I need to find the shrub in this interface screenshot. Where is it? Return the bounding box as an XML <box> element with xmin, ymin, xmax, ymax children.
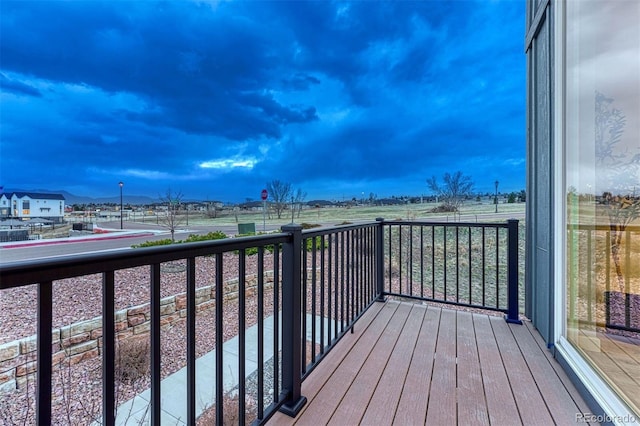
<box><xmin>431</xmin><ymin>204</ymin><xmax>457</xmax><ymax>213</ymax></box>
<box><xmin>236</xmin><ymin>231</ymin><xmax>277</xmax><ymax>256</ymax></box>
<box><xmin>300</xmin><ymin>223</ymin><xmax>321</xmax><ymax>229</ymax></box>
<box><xmin>132</xmin><ymin>232</ymin><xmax>229</xmax><ymax>248</ymax></box>
<box><xmin>115</xmin><ymin>336</ymin><xmax>150</xmax><ymax>383</ymax></box>
<box><xmin>131</xmin><ymin>238</ymin><xmax>175</xmax><ymax>248</ymax></box>
<box><xmin>305</xmin><ymin>236</ymin><xmax>326</xmax><ymax>252</ymax></box>
<box><xmin>184</xmin><ymin>231</ymin><xmax>228</xmax><ymax>242</ymax></box>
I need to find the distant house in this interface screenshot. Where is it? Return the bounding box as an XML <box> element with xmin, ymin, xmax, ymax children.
<box><xmin>0</xmin><ymin>192</ymin><xmax>66</xmax><ymax>224</ymax></box>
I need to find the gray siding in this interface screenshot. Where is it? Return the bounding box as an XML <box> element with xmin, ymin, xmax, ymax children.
<box><xmin>525</xmin><ymin>0</ymin><xmax>554</xmax><ymax>346</ymax></box>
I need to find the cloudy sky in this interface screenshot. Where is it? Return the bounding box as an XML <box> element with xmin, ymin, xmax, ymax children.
<box><xmin>1</xmin><ymin>0</ymin><xmax>525</xmax><ymax>203</ymax></box>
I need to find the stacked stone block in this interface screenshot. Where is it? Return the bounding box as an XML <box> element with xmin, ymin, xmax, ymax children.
<box><xmin>0</xmin><ymin>271</ymin><xmax>274</xmax><ymax>394</ymax></box>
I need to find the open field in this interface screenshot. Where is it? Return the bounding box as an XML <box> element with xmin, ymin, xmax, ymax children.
<box><xmin>157</xmin><ymin>201</ymin><xmax>526</xmax><ymax>229</ymax></box>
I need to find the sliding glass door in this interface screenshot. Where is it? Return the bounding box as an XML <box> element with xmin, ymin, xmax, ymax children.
<box><xmin>564</xmin><ymin>0</ymin><xmax>640</xmax><ymax>416</ymax></box>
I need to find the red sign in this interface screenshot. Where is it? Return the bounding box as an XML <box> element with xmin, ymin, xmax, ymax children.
<box><xmin>261</xmin><ymin>189</ymin><xmax>268</xmax><ymax>200</ymax></box>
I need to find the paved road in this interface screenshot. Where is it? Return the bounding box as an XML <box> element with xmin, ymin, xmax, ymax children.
<box><xmin>0</xmin><ymin>222</ymin><xmax>283</xmax><ymax>264</ymax></box>
<box><xmin>0</xmin><ymin>212</ymin><xmax>524</xmax><ymax>264</ymax></box>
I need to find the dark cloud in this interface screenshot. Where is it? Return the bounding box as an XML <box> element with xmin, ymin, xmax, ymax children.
<box><xmin>0</xmin><ymin>73</ymin><xmax>41</xmax><ymax>97</ymax></box>
<box><xmin>0</xmin><ymin>0</ymin><xmax>525</xmax><ymax>201</ymax></box>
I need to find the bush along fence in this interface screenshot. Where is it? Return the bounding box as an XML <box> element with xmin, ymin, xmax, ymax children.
<box><xmin>0</xmin><ymin>272</ymin><xmax>275</xmax><ymax>395</ymax></box>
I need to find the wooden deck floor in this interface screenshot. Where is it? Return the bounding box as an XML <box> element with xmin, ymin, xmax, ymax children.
<box><xmin>268</xmin><ymin>300</ymin><xmax>597</xmax><ymax>426</ymax></box>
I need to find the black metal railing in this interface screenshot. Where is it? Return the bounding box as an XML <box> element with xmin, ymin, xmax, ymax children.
<box><xmin>0</xmin><ymin>218</ymin><xmax>520</xmax><ymax>425</ymax></box>
<box><xmin>568</xmin><ymin>223</ymin><xmax>640</xmax><ymax>333</ymax></box>
<box><xmin>1</xmin><ymin>233</ymin><xmax>293</xmax><ymax>425</ymax></box>
<box><xmin>379</xmin><ymin>218</ymin><xmax>521</xmax><ymax>323</ymax></box>
<box><xmin>299</xmin><ymin>223</ymin><xmax>378</xmax><ymax>379</ymax></box>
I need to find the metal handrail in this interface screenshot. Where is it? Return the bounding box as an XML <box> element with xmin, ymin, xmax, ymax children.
<box><xmin>0</xmin><ymin>219</ymin><xmax>520</xmax><ymax>424</ymax></box>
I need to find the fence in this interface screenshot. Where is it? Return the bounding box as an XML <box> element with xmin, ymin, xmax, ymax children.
<box><xmin>0</xmin><ymin>219</ymin><xmax>520</xmax><ymax>425</ymax></box>
<box><xmin>568</xmin><ymin>223</ymin><xmax>640</xmax><ymax>333</ymax></box>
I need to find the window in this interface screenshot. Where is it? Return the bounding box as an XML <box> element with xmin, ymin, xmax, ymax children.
<box><xmin>564</xmin><ymin>0</ymin><xmax>640</xmax><ymax>415</ymax></box>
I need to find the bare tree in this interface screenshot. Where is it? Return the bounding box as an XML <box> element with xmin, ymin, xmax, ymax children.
<box><xmin>427</xmin><ymin>171</ymin><xmax>475</xmax><ymax>212</ymax></box>
<box><xmin>205</xmin><ymin>201</ymin><xmax>218</xmax><ymax>219</ymax></box>
<box><xmin>293</xmin><ymin>188</ymin><xmax>307</xmax><ymax>218</ymax></box>
<box><xmin>158</xmin><ymin>189</ymin><xmax>184</xmax><ymax>242</ymax></box>
<box><xmin>595</xmin><ymin>92</ymin><xmax>640</xmax><ymax>292</ymax></box>
<box><xmin>267</xmin><ymin>180</ymin><xmax>292</xmax><ymax>219</ymax></box>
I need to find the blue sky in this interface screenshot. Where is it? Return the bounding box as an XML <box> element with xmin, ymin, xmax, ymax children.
<box><xmin>0</xmin><ymin>0</ymin><xmax>525</xmax><ymax>203</ymax></box>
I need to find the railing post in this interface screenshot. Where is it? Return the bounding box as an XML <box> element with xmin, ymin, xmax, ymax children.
<box><xmin>279</xmin><ymin>224</ymin><xmax>307</xmax><ymax>417</ymax></box>
<box><xmin>375</xmin><ymin>218</ymin><xmax>386</xmax><ymax>302</ymax></box>
<box><xmin>505</xmin><ymin>219</ymin><xmax>522</xmax><ymax>324</ymax></box>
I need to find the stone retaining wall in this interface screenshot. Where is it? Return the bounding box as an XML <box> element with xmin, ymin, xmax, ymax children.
<box><xmin>0</xmin><ymin>272</ymin><xmax>275</xmax><ymax>394</ymax></box>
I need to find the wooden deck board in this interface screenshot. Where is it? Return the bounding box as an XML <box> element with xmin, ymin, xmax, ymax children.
<box><xmin>392</xmin><ymin>306</ymin><xmax>440</xmax><ymax>425</ymax></box>
<box><xmin>359</xmin><ymin>304</ymin><xmax>425</xmax><ymax>425</ymax></box>
<box><xmin>288</xmin><ymin>301</ymin><xmax>400</xmax><ymax>425</ymax></box>
<box><xmin>267</xmin><ymin>301</ymin><xmax>595</xmax><ymax>426</ymax></box>
<box><xmin>266</xmin><ymin>302</ymin><xmax>386</xmax><ymax>426</ymax></box>
<box><xmin>490</xmin><ymin>316</ymin><xmax>554</xmax><ymax>425</ymax></box>
<box><xmin>525</xmin><ymin>322</ymin><xmax>599</xmax><ymax>426</ymax></box>
<box><xmin>328</xmin><ymin>303</ymin><xmax>412</xmax><ymax>424</ymax></box>
<box><xmin>424</xmin><ymin>308</ymin><xmax>457</xmax><ymax>425</ymax></box>
<box><xmin>456</xmin><ymin>311</ymin><xmax>490</xmax><ymax>426</ymax></box>
<box><xmin>473</xmin><ymin>314</ymin><xmax>522</xmax><ymax>426</ymax></box>
<box><xmin>510</xmin><ymin>319</ymin><xmax>589</xmax><ymax>424</ymax></box>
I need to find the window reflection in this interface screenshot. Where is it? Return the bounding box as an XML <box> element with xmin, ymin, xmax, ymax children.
<box><xmin>564</xmin><ymin>0</ymin><xmax>640</xmax><ymax>416</ymax></box>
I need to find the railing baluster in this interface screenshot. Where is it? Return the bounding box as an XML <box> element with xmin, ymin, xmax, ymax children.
<box><xmin>431</xmin><ymin>225</ymin><xmax>435</xmax><ymax>299</ymax></box>
<box><xmin>495</xmin><ymin>227</ymin><xmax>500</xmax><ymax>309</ymax></box>
<box><xmin>420</xmin><ymin>226</ymin><xmax>424</xmax><ymax>299</ymax></box>
<box><xmin>37</xmin><ymin>280</ymin><xmax>53</xmax><ymax>426</ymax></box>
<box><xmin>409</xmin><ymin>225</ymin><xmax>413</xmax><ymax>296</ymax></box>
<box><xmin>186</xmin><ymin>257</ymin><xmax>196</xmax><ymax>425</ymax></box>
<box><xmin>311</xmin><ymin>237</ymin><xmax>317</xmax><ymax>363</ymax></box>
<box><xmin>468</xmin><ymin>227</ymin><xmax>472</xmax><ymax>305</ymax></box>
<box><xmin>320</xmin><ymin>235</ymin><xmax>326</xmax><ymax>353</ymax></box>
<box><xmin>333</xmin><ymin>233</ymin><xmax>342</xmax><ymax>339</ymax></box>
<box><xmin>349</xmin><ymin>230</ymin><xmax>353</xmax><ymax>326</ymax></box>
<box><xmin>215</xmin><ymin>253</ymin><xmax>224</xmax><ymax>424</ymax></box>
<box><xmin>355</xmin><ymin>229</ymin><xmax>360</xmax><ymax>318</ymax></box>
<box><xmin>257</xmin><ymin>248</ymin><xmax>264</xmax><ymax>420</ymax></box>
<box><xmin>587</xmin><ymin>230</ymin><xmax>593</xmax><ymax>324</ymax></box>
<box><xmin>456</xmin><ymin>226</ymin><xmax>460</xmax><ymax>303</ymax></box>
<box><xmin>482</xmin><ymin>227</ymin><xmax>486</xmax><ymax>307</ymax></box>
<box><xmin>350</xmin><ymin>229</ymin><xmax>355</xmax><ymax>324</ymax></box>
<box><xmin>398</xmin><ymin>225</ymin><xmax>402</xmax><ymax>294</ymax></box>
<box><xmin>376</xmin><ymin>218</ymin><xmax>385</xmax><ymax>302</ymax></box>
<box><xmin>606</xmin><ymin>229</ymin><xmax>611</xmax><ymax>295</ymax></box>
<box><xmin>302</xmin><ymin>239</ymin><xmax>307</xmax><ymax>374</ymax></box>
<box><xmin>340</xmin><ymin>231</ymin><xmax>345</xmax><ymax>333</ymax></box>
<box><xmin>443</xmin><ymin>226</ymin><xmax>447</xmax><ymax>301</ymax></box>
<box><xmin>273</xmin><ymin>245</ymin><xmax>280</xmax><ymax>404</ymax></box>
<box><xmin>150</xmin><ymin>263</ymin><xmax>161</xmax><ymax>424</ymax></box>
<box><xmin>328</xmin><ymin>233</ymin><xmax>334</xmax><ymax>344</ymax></box>
<box><xmin>238</xmin><ymin>250</ymin><xmax>246</xmax><ymax>424</ymax></box>
<box><xmin>102</xmin><ymin>271</ymin><xmax>115</xmax><ymax>426</ymax></box>
<box><xmin>625</xmin><ymin>228</ymin><xmax>631</xmax><ymax>329</ymax></box>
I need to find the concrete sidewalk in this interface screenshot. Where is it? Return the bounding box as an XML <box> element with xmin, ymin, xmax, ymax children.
<box><xmin>112</xmin><ymin>314</ymin><xmax>337</xmax><ymax>425</ymax></box>
<box><xmin>0</xmin><ymin>229</ymin><xmax>161</xmax><ymax>249</ymax></box>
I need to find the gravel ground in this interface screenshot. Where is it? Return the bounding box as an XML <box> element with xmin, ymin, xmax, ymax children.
<box><xmin>0</xmin><ymin>254</ymin><xmax>276</xmax><ymax>344</ymax></box>
<box><xmin>0</xmin><ymin>252</ymin><xmax>281</xmax><ymax>425</ymax></box>
<box><xmin>0</xmin><ymin>241</ymin><xmax>377</xmax><ymax>424</ymax></box>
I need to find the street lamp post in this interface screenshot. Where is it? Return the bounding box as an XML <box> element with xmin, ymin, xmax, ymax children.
<box><xmin>119</xmin><ymin>181</ymin><xmax>124</xmax><ymax>229</ymax></box>
<box><xmin>494</xmin><ymin>180</ymin><xmax>499</xmax><ymax>213</ymax></box>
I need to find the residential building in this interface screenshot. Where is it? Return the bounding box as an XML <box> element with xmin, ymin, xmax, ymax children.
<box><xmin>0</xmin><ymin>192</ymin><xmax>66</xmax><ymax>223</ymax></box>
<box><xmin>526</xmin><ymin>0</ymin><xmax>639</xmax><ymax>421</ymax></box>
